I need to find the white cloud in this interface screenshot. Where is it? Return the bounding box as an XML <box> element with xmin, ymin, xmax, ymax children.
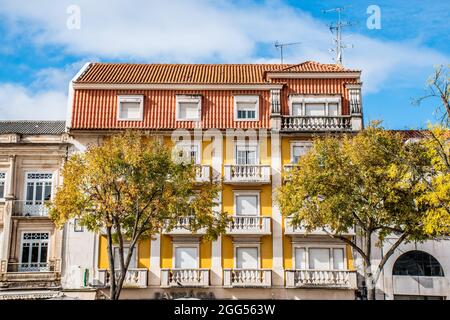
<box><xmin>0</xmin><ymin>83</ymin><xmax>67</xmax><ymax>120</ymax></box>
<box><xmin>0</xmin><ymin>0</ymin><xmax>448</xmax><ymax>123</ymax></box>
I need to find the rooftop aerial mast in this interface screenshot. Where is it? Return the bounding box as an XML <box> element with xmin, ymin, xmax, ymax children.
<box><xmin>274</xmin><ymin>41</ymin><xmax>301</xmax><ymax>65</ymax></box>
<box><xmin>323</xmin><ymin>6</ymin><xmax>354</xmax><ymax>66</ymax></box>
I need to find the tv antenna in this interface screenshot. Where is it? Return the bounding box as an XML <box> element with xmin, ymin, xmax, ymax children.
<box><xmin>274</xmin><ymin>41</ymin><xmax>301</xmax><ymax>65</ymax></box>
<box><xmin>323</xmin><ymin>6</ymin><xmax>355</xmax><ymax>66</ymax></box>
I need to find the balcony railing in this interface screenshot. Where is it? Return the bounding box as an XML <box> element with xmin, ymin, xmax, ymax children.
<box><xmin>161</xmin><ymin>268</ymin><xmax>209</xmax><ymax>287</ymax></box>
<box><xmin>281</xmin><ymin>116</ymin><xmax>352</xmax><ymax>132</ymax></box>
<box><xmin>224</xmin><ymin>165</ymin><xmax>271</xmax><ymax>184</ymax></box>
<box><xmin>13</xmin><ymin>200</ymin><xmax>49</xmax><ymax>217</ymax></box>
<box><xmin>284</xmin><ymin>217</ymin><xmax>355</xmax><ymax>236</ymax></box>
<box><xmin>1</xmin><ymin>260</ymin><xmax>61</xmax><ymax>273</ymax></box>
<box><xmin>194</xmin><ymin>165</ymin><xmax>211</xmax><ymax>183</ymax></box>
<box><xmin>162</xmin><ymin>217</ymin><xmax>206</xmax><ymax>235</ymax></box>
<box><xmin>97</xmin><ymin>268</ymin><xmax>148</xmax><ymax>288</ymax></box>
<box><xmin>226</xmin><ymin>216</ymin><xmax>271</xmax><ymax>235</ymax></box>
<box><xmin>223</xmin><ymin>269</ymin><xmax>272</xmax><ymax>287</ymax></box>
<box><xmin>285</xmin><ymin>270</ymin><xmax>357</xmax><ymax>289</ymax></box>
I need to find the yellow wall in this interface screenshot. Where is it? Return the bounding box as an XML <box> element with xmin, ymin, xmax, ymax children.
<box><xmin>200</xmin><ymin>240</ymin><xmax>212</xmax><ymax>268</ymax></box>
<box><xmin>138</xmin><ymin>239</ymin><xmax>151</xmax><ymax>268</ymax></box>
<box><xmin>222</xmin><ymin>236</ymin><xmax>234</xmax><ymax>268</ymax></box>
<box><xmin>283</xmin><ymin>236</ymin><xmax>292</xmax><ymax>270</ymax></box>
<box><xmin>160</xmin><ymin>235</ymin><xmax>172</xmax><ymax>268</ymax></box>
<box><xmin>97</xmin><ymin>235</ymin><xmax>151</xmax><ymax>269</ymax></box>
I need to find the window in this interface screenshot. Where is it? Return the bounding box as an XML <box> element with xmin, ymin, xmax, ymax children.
<box><xmin>234</xmin><ymin>95</ymin><xmax>259</xmax><ymax>121</ymax></box>
<box><xmin>393</xmin><ymin>250</ymin><xmax>444</xmax><ymax>277</ymax></box>
<box><xmin>294</xmin><ymin>248</ymin><xmax>306</xmax><ymax>269</ymax></box>
<box><xmin>289</xmin><ymin>95</ymin><xmax>341</xmax><ymax>117</ymax></box>
<box><xmin>236</xmin><ymin>247</ymin><xmax>258</xmax><ymax>268</ymax></box>
<box><xmin>236</xmin><ymin>145</ymin><xmax>257</xmax><ymax>165</ymax></box>
<box><xmin>294</xmin><ymin>246</ymin><xmax>346</xmax><ymax>270</ymax></box>
<box><xmin>309</xmin><ymin>248</ymin><xmax>330</xmax><ymax>270</ymax></box>
<box><xmin>20</xmin><ymin>232</ymin><xmax>49</xmax><ymax>272</ymax></box>
<box><xmin>235</xmin><ymin>193</ymin><xmax>259</xmax><ymax>216</ymax></box>
<box><xmin>175</xmin><ymin>142</ymin><xmax>200</xmax><ymax>164</ymax></box>
<box><xmin>117</xmin><ymin>95</ymin><xmax>144</xmax><ymax>121</ymax></box>
<box><xmin>174</xmin><ymin>246</ymin><xmax>198</xmax><ymax>269</ymax></box>
<box><xmin>113</xmin><ymin>246</ymin><xmax>137</xmax><ymax>270</ymax></box>
<box><xmin>305</xmin><ymin>103</ymin><xmax>326</xmax><ymax>116</ymax></box>
<box><xmin>176</xmin><ymin>95</ymin><xmax>201</xmax><ymax>121</ymax></box>
<box><xmin>25</xmin><ymin>173</ymin><xmax>53</xmax><ymax>205</ymax></box>
<box><xmin>291</xmin><ymin>142</ymin><xmax>312</xmax><ymax>164</ymax></box>
<box><xmin>0</xmin><ymin>172</ymin><xmax>5</xmax><ymax>199</ymax></box>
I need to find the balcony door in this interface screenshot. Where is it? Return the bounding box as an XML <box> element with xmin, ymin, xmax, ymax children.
<box><xmin>174</xmin><ymin>246</ymin><xmax>198</xmax><ymax>269</ymax></box>
<box><xmin>236</xmin><ymin>247</ymin><xmax>258</xmax><ymax>269</ymax></box>
<box><xmin>236</xmin><ymin>145</ymin><xmax>257</xmax><ymax>165</ymax></box>
<box><xmin>20</xmin><ymin>232</ymin><xmax>49</xmax><ymax>272</ymax></box>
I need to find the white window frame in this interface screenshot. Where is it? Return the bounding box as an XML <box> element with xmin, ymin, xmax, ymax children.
<box><xmin>234</xmin><ymin>95</ymin><xmax>260</xmax><ymax>121</ymax></box>
<box><xmin>292</xmin><ymin>243</ymin><xmax>347</xmax><ymax>270</ymax></box>
<box><xmin>288</xmin><ymin>95</ymin><xmax>342</xmax><ymax>117</ymax></box>
<box><xmin>19</xmin><ymin>231</ymin><xmax>50</xmax><ymax>268</ymax></box>
<box><xmin>290</xmin><ymin>141</ymin><xmax>313</xmax><ymax>164</ymax></box>
<box><xmin>234</xmin><ymin>141</ymin><xmax>259</xmax><ymax>165</ymax></box>
<box><xmin>23</xmin><ymin>171</ymin><xmax>55</xmax><ymax>204</ymax></box>
<box><xmin>233</xmin><ymin>190</ymin><xmax>261</xmax><ymax>217</ymax></box>
<box><xmin>0</xmin><ymin>171</ymin><xmax>6</xmax><ymax>201</ymax></box>
<box><xmin>172</xmin><ymin>243</ymin><xmax>200</xmax><ymax>269</ymax></box>
<box><xmin>117</xmin><ymin>95</ymin><xmax>144</xmax><ymax>121</ymax></box>
<box><xmin>234</xmin><ymin>244</ymin><xmax>261</xmax><ymax>269</ymax></box>
<box><xmin>112</xmin><ymin>243</ymin><xmax>139</xmax><ymax>270</ymax></box>
<box><xmin>174</xmin><ymin>140</ymin><xmax>201</xmax><ymax>164</ymax></box>
<box><xmin>176</xmin><ymin>95</ymin><xmax>202</xmax><ymax>121</ymax></box>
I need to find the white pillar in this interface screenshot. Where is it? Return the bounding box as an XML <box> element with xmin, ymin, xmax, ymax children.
<box><xmin>149</xmin><ymin>234</ymin><xmax>161</xmax><ymax>286</ymax></box>
<box><xmin>210</xmin><ymin>133</ymin><xmax>223</xmax><ymax>286</ymax></box>
<box><xmin>1</xmin><ymin>155</ymin><xmax>15</xmax><ymax>262</ymax></box>
<box><xmin>270</xmin><ymin>131</ymin><xmax>284</xmax><ymax>287</ymax></box>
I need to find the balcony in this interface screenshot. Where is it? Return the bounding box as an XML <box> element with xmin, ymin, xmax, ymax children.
<box><xmin>13</xmin><ymin>200</ymin><xmax>49</xmax><ymax>217</ymax></box>
<box><xmin>161</xmin><ymin>268</ymin><xmax>209</xmax><ymax>288</ymax></box>
<box><xmin>0</xmin><ymin>260</ymin><xmax>61</xmax><ymax>285</ymax></box>
<box><xmin>284</xmin><ymin>217</ymin><xmax>355</xmax><ymax>236</ymax></box>
<box><xmin>285</xmin><ymin>270</ymin><xmax>357</xmax><ymax>289</ymax></box>
<box><xmin>281</xmin><ymin>116</ymin><xmax>352</xmax><ymax>132</ymax></box>
<box><xmin>223</xmin><ymin>269</ymin><xmax>272</xmax><ymax>287</ymax></box>
<box><xmin>226</xmin><ymin>216</ymin><xmax>271</xmax><ymax>236</ymax></box>
<box><xmin>97</xmin><ymin>268</ymin><xmax>148</xmax><ymax>288</ymax></box>
<box><xmin>194</xmin><ymin>165</ymin><xmax>211</xmax><ymax>183</ymax></box>
<box><xmin>162</xmin><ymin>217</ymin><xmax>206</xmax><ymax>235</ymax></box>
<box><xmin>224</xmin><ymin>165</ymin><xmax>271</xmax><ymax>185</ymax></box>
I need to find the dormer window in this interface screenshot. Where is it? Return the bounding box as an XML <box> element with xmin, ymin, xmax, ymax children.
<box><xmin>117</xmin><ymin>95</ymin><xmax>144</xmax><ymax>121</ymax></box>
<box><xmin>176</xmin><ymin>95</ymin><xmax>201</xmax><ymax>121</ymax></box>
<box><xmin>234</xmin><ymin>95</ymin><xmax>259</xmax><ymax>121</ymax></box>
<box><xmin>290</xmin><ymin>95</ymin><xmax>341</xmax><ymax>117</ymax></box>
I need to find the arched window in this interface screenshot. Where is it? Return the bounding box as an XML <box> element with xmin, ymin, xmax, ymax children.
<box><xmin>393</xmin><ymin>250</ymin><xmax>444</xmax><ymax>277</ymax></box>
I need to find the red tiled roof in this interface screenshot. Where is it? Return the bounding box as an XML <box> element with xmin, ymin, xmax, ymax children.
<box><xmin>75</xmin><ymin>61</ymin><xmax>359</xmax><ymax>84</ymax></box>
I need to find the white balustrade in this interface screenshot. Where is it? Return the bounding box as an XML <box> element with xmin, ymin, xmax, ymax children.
<box><xmin>162</xmin><ymin>217</ymin><xmax>206</xmax><ymax>235</ymax></box>
<box><xmin>226</xmin><ymin>216</ymin><xmax>271</xmax><ymax>235</ymax></box>
<box><xmin>194</xmin><ymin>165</ymin><xmax>211</xmax><ymax>183</ymax></box>
<box><xmin>284</xmin><ymin>217</ymin><xmax>355</xmax><ymax>236</ymax></box>
<box><xmin>285</xmin><ymin>270</ymin><xmax>357</xmax><ymax>288</ymax></box>
<box><xmin>223</xmin><ymin>269</ymin><xmax>272</xmax><ymax>287</ymax></box>
<box><xmin>97</xmin><ymin>268</ymin><xmax>148</xmax><ymax>288</ymax></box>
<box><xmin>281</xmin><ymin>116</ymin><xmax>352</xmax><ymax>131</ymax></box>
<box><xmin>14</xmin><ymin>201</ymin><xmax>49</xmax><ymax>217</ymax></box>
<box><xmin>224</xmin><ymin>165</ymin><xmax>271</xmax><ymax>184</ymax></box>
<box><xmin>161</xmin><ymin>269</ymin><xmax>209</xmax><ymax>287</ymax></box>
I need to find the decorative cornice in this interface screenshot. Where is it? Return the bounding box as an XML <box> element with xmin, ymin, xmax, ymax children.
<box><xmin>72</xmin><ymin>83</ymin><xmax>285</xmax><ymax>91</ymax></box>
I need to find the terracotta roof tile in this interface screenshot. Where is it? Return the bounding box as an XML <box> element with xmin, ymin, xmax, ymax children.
<box><xmin>75</xmin><ymin>61</ymin><xmax>359</xmax><ymax>84</ymax></box>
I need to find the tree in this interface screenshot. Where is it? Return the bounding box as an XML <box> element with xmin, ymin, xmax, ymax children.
<box><xmin>412</xmin><ymin>125</ymin><xmax>450</xmax><ymax>235</ymax></box>
<box><xmin>413</xmin><ymin>65</ymin><xmax>449</xmax><ymax>127</ymax></box>
<box><xmin>49</xmin><ymin>131</ymin><xmax>228</xmax><ymax>300</ymax></box>
<box><xmin>276</xmin><ymin>124</ymin><xmax>449</xmax><ymax>300</ymax></box>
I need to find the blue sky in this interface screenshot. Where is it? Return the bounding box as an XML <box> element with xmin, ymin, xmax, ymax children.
<box><xmin>0</xmin><ymin>0</ymin><xmax>448</xmax><ymax>128</ymax></box>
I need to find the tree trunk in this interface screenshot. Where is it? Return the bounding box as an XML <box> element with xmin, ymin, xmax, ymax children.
<box><xmin>106</xmin><ymin>227</ymin><xmax>117</xmax><ymax>300</ymax></box>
